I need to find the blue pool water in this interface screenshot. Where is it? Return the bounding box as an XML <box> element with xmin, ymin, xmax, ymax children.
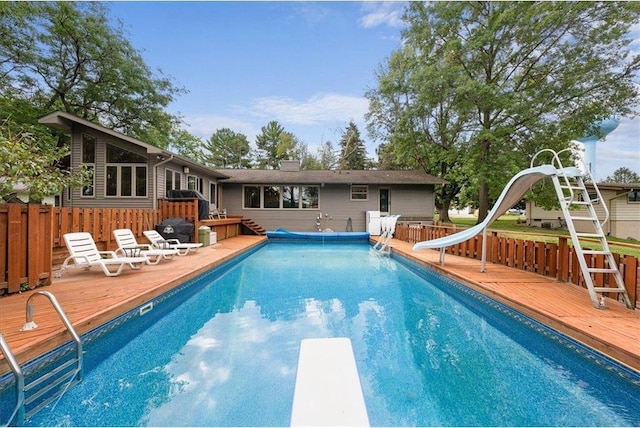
<box><xmin>13</xmin><ymin>242</ymin><xmax>640</xmax><ymax>426</ymax></box>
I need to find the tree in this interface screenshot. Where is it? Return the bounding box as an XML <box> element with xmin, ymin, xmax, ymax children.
<box><xmin>338</xmin><ymin>121</ymin><xmax>368</xmax><ymax>170</ymax></box>
<box><xmin>204</xmin><ymin>128</ymin><xmax>252</xmax><ymax>168</ymax></box>
<box><xmin>254</xmin><ymin>121</ymin><xmax>304</xmax><ymax>169</ymax></box>
<box><xmin>0</xmin><ymin>2</ymin><xmax>185</xmax><ymax>145</ymax></box>
<box><xmin>368</xmin><ymin>2</ymin><xmax>640</xmax><ymax>223</ymax></box>
<box><xmin>317</xmin><ymin>141</ymin><xmax>338</xmax><ymax>170</ymax></box>
<box><xmin>367</xmin><ymin>47</ymin><xmax>474</xmax><ymax>223</ymax></box>
<box><xmin>604</xmin><ymin>167</ymin><xmax>640</xmax><ymax>184</ymax></box>
<box><xmin>0</xmin><ymin>119</ymin><xmax>91</xmax><ymax>203</ymax></box>
<box><xmin>168</xmin><ymin>130</ymin><xmax>206</xmax><ymax>165</ymax></box>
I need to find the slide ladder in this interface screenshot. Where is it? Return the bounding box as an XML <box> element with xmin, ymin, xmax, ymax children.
<box><xmin>547</xmin><ymin>152</ymin><xmax>633</xmax><ymax>309</ymax></box>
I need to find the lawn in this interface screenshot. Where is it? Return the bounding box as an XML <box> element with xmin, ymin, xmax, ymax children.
<box><xmin>446</xmin><ymin>214</ymin><xmax>640</xmax><ymax>258</ymax></box>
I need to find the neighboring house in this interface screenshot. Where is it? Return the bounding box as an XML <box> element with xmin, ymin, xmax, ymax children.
<box><xmin>38</xmin><ymin>111</ymin><xmax>446</xmax><ymax>232</ymax></box>
<box><xmin>0</xmin><ymin>181</ymin><xmax>55</xmax><ymax>205</ymax></box>
<box><xmin>216</xmin><ymin>160</ymin><xmax>445</xmax><ymax>232</ymax></box>
<box><xmin>38</xmin><ymin>111</ymin><xmax>228</xmax><ymax>210</ymax></box>
<box><xmin>526</xmin><ymin>182</ymin><xmax>640</xmax><ymax>240</ymax></box>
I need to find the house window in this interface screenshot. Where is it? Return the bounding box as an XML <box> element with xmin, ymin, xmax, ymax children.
<box><xmin>351</xmin><ymin>185</ymin><xmax>368</xmax><ymax>201</ymax></box>
<box><xmin>165</xmin><ymin>169</ymin><xmax>181</xmax><ymax>196</ymax></box>
<box><xmin>186</xmin><ymin>175</ymin><xmax>201</xmax><ymax>192</ymax></box>
<box><xmin>283</xmin><ymin>186</ymin><xmax>299</xmax><ymax>208</ymax></box>
<box><xmin>301</xmin><ymin>186</ymin><xmax>319</xmax><ymax>209</ymax></box>
<box><xmin>242</xmin><ymin>185</ymin><xmax>319</xmax><ymax>209</ymax></box>
<box><xmin>209</xmin><ymin>182</ymin><xmax>217</xmax><ymax>205</ymax></box>
<box><xmin>263</xmin><ymin>186</ymin><xmax>281</xmax><ymax>208</ymax></box>
<box><xmin>579</xmin><ymin>192</ymin><xmax>599</xmax><ymax>204</ymax></box>
<box><xmin>243</xmin><ymin>186</ymin><xmax>261</xmax><ymax>208</ymax></box>
<box><xmin>105</xmin><ymin>144</ymin><xmax>147</xmax><ymax>197</ymax></box>
<box><xmin>81</xmin><ymin>134</ymin><xmax>96</xmax><ymax>197</ymax></box>
<box><xmin>628</xmin><ymin>190</ymin><xmax>640</xmax><ymax>203</ymax></box>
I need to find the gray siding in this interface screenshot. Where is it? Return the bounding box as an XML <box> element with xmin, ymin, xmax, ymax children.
<box><xmin>221</xmin><ymin>182</ymin><xmax>436</xmax><ymax>232</ymax></box>
<box><xmin>66</xmin><ymin>124</ymin><xmax>219</xmax><ymax>209</ymax></box>
<box><xmin>69</xmin><ymin>123</ymin><xmax>154</xmax><ymax>209</ymax></box>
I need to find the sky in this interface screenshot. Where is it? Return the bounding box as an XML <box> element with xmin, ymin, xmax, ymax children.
<box><xmin>107</xmin><ymin>1</ymin><xmax>639</xmax><ymax>181</ymax></box>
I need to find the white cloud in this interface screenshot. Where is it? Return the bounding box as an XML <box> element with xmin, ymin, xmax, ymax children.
<box><xmin>249</xmin><ymin>93</ymin><xmax>369</xmax><ymax>126</ymax></box>
<box><xmin>359</xmin><ymin>2</ymin><xmax>406</xmax><ymax>29</ymax></box>
<box><xmin>181</xmin><ymin>114</ymin><xmax>260</xmax><ymax>142</ymax></box>
<box><xmin>595</xmin><ymin>117</ymin><xmax>640</xmax><ymax>180</ymax></box>
<box><xmin>180</xmin><ymin>93</ymin><xmax>371</xmax><ymax>150</ymax></box>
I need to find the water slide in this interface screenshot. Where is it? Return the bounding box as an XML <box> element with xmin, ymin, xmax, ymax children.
<box><xmin>413</xmin><ymin>164</ymin><xmax>580</xmax><ymax>257</ymax></box>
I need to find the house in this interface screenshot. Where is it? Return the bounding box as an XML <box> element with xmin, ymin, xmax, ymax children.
<box><xmin>526</xmin><ymin>182</ymin><xmax>640</xmax><ymax>240</ymax></box>
<box><xmin>38</xmin><ymin>111</ymin><xmax>445</xmax><ymax>233</ymax></box>
<box><xmin>38</xmin><ymin>111</ymin><xmax>228</xmax><ymax>211</ymax></box>
<box><xmin>215</xmin><ymin>160</ymin><xmax>446</xmax><ymax>232</ymax></box>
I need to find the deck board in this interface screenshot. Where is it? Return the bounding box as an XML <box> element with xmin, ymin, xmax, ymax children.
<box><xmin>1</xmin><ymin>236</ymin><xmax>639</xmax><ymax>377</ymax></box>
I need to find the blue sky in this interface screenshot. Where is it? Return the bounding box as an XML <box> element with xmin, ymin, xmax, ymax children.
<box><xmin>107</xmin><ymin>2</ymin><xmax>639</xmax><ymax>181</ymax></box>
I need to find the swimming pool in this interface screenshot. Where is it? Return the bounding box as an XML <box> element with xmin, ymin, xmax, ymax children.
<box><xmin>8</xmin><ymin>242</ymin><xmax>640</xmax><ymax>426</ymax></box>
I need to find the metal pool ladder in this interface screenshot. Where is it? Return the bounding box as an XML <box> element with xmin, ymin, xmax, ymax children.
<box><xmin>1</xmin><ymin>291</ymin><xmax>83</xmax><ymax>426</ymax></box>
<box><xmin>533</xmin><ymin>148</ymin><xmax>633</xmax><ymax>309</ymax></box>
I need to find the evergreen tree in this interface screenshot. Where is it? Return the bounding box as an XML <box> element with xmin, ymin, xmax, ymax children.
<box><xmin>338</xmin><ymin>121</ymin><xmax>368</xmax><ymax>170</ymax></box>
<box><xmin>204</xmin><ymin>128</ymin><xmax>252</xmax><ymax>168</ymax></box>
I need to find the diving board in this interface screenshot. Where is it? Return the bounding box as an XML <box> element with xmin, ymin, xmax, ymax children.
<box><xmin>290</xmin><ymin>338</ymin><xmax>370</xmax><ymax>427</ymax></box>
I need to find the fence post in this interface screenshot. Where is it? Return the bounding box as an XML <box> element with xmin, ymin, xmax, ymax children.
<box><xmin>558</xmin><ymin>236</ymin><xmax>569</xmax><ymax>281</ymax></box>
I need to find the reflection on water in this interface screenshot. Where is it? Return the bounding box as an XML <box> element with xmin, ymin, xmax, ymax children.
<box><xmin>25</xmin><ymin>243</ymin><xmax>640</xmax><ymax>426</ymax></box>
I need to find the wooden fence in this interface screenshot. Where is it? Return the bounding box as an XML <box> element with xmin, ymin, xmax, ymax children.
<box><xmin>1</xmin><ymin>201</ymin><xmax>243</xmax><ymax>295</ymax></box>
<box><xmin>395</xmin><ymin>224</ymin><xmax>638</xmax><ymax>308</ymax></box>
<box><xmin>1</xmin><ymin>204</ymin><xmax>53</xmax><ymax>295</ymax></box>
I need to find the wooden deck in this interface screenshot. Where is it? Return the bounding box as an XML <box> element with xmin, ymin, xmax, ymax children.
<box><xmin>1</xmin><ymin>236</ymin><xmax>639</xmax><ymax>378</ymax></box>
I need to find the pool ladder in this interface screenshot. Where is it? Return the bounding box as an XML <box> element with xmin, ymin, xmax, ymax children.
<box><xmin>0</xmin><ymin>291</ymin><xmax>83</xmax><ymax>426</ymax></box>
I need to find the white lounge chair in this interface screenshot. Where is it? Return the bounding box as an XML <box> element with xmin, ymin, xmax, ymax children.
<box><xmin>208</xmin><ymin>203</ymin><xmax>227</xmax><ymax>219</ymax></box>
<box><xmin>58</xmin><ymin>232</ymin><xmax>149</xmax><ymax>277</ymax></box>
<box><xmin>113</xmin><ymin>229</ymin><xmax>179</xmax><ymax>264</ymax></box>
<box><xmin>143</xmin><ymin>230</ymin><xmax>203</xmax><ymax>256</ymax></box>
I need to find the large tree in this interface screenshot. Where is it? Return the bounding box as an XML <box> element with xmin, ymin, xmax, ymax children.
<box><xmin>368</xmin><ymin>2</ymin><xmax>640</xmax><ymax>222</ymax></box>
<box><xmin>0</xmin><ymin>1</ymin><xmax>184</xmax><ymax>145</ymax></box>
<box><xmin>204</xmin><ymin>128</ymin><xmax>252</xmax><ymax>168</ymax></box>
<box><xmin>254</xmin><ymin>121</ymin><xmax>306</xmax><ymax>169</ymax></box>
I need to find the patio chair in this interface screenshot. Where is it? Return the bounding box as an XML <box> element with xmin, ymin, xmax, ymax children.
<box><xmin>113</xmin><ymin>229</ymin><xmax>179</xmax><ymax>264</ymax></box>
<box><xmin>59</xmin><ymin>232</ymin><xmax>149</xmax><ymax>277</ymax></box>
<box><xmin>209</xmin><ymin>203</ymin><xmax>227</xmax><ymax>219</ymax></box>
<box><xmin>143</xmin><ymin>230</ymin><xmax>203</xmax><ymax>256</ymax></box>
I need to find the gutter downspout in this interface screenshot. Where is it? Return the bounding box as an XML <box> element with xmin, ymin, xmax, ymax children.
<box><xmin>153</xmin><ymin>154</ymin><xmax>174</xmax><ymax>210</ymax></box>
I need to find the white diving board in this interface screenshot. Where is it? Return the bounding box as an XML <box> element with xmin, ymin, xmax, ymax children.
<box><xmin>290</xmin><ymin>338</ymin><xmax>370</xmax><ymax>427</ymax></box>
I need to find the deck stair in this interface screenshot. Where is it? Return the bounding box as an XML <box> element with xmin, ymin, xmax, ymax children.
<box><xmin>241</xmin><ymin>219</ymin><xmax>266</xmax><ymax>236</ymax></box>
<box><xmin>543</xmin><ymin>149</ymin><xmax>633</xmax><ymax>309</ymax></box>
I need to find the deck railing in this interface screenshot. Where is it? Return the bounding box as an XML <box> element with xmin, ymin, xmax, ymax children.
<box><xmin>1</xmin><ymin>201</ymin><xmax>243</xmax><ymax>295</ymax></box>
<box><xmin>395</xmin><ymin>224</ymin><xmax>638</xmax><ymax>308</ymax></box>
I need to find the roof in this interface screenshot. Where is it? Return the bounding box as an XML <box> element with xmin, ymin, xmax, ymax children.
<box><xmin>38</xmin><ymin>111</ymin><xmax>229</xmax><ymax>179</ymax></box>
<box><xmin>215</xmin><ymin>168</ymin><xmax>447</xmax><ymax>185</ymax></box>
<box><xmin>593</xmin><ymin>182</ymin><xmax>639</xmax><ymax>191</ymax></box>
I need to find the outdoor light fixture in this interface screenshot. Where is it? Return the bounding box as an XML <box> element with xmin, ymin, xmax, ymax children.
<box><xmin>183</xmin><ymin>166</ymin><xmax>190</xmax><ymax>174</ymax></box>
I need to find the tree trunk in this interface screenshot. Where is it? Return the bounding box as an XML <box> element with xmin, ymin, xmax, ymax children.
<box><xmin>439</xmin><ymin>198</ymin><xmax>452</xmax><ymax>223</ymax></box>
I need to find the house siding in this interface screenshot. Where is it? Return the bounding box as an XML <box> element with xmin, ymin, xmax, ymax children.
<box><xmin>526</xmin><ymin>188</ymin><xmax>640</xmax><ymax>240</ymax></box>
<box><xmin>69</xmin><ymin>123</ymin><xmax>154</xmax><ymax>209</ymax></box>
<box><xmin>221</xmin><ymin>182</ymin><xmax>435</xmax><ymax>232</ymax></box>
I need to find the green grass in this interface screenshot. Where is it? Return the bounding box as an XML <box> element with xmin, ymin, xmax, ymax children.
<box><xmin>443</xmin><ymin>215</ymin><xmax>640</xmax><ymax>258</ymax></box>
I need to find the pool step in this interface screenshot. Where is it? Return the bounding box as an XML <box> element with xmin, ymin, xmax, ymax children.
<box><xmin>290</xmin><ymin>338</ymin><xmax>369</xmax><ymax>427</ymax></box>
